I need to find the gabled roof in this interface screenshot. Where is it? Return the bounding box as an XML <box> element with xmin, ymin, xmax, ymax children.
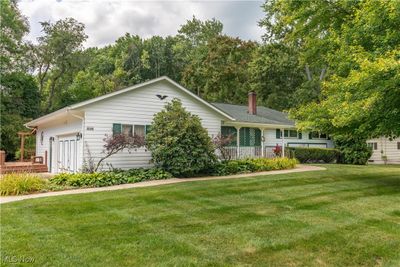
<box><xmin>26</xmin><ymin>76</ymin><xmax>235</xmax><ymax>127</ymax></box>
<box><xmin>212</xmin><ymin>103</ymin><xmax>295</xmax><ymax>126</ymax></box>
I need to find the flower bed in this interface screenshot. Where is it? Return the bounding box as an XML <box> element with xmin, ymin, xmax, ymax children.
<box><xmin>1</xmin><ymin>158</ymin><xmax>298</xmax><ymax>196</ymax></box>
<box><xmin>210</xmin><ymin>157</ymin><xmax>298</xmax><ymax>176</ymax></box>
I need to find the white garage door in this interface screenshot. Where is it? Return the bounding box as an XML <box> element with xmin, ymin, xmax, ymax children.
<box><xmin>58</xmin><ymin>135</ymin><xmax>79</xmax><ymax>173</ymax></box>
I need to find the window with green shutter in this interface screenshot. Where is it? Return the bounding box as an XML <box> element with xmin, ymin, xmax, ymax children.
<box><xmin>145</xmin><ymin>125</ymin><xmax>152</xmax><ymax>135</ymax></box>
<box><xmin>239</xmin><ymin>127</ymin><xmax>261</xmax><ymax>146</ymax></box>
<box><xmin>276</xmin><ymin>129</ymin><xmax>281</xmax><ymax>139</ymax></box>
<box><xmin>113</xmin><ymin>123</ymin><xmax>122</xmax><ymax>135</ymax></box>
<box><xmin>221</xmin><ymin>126</ymin><xmax>237</xmax><ymax>146</ymax></box>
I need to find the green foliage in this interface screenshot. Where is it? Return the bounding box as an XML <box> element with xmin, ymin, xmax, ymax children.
<box><xmin>35</xmin><ymin>17</ymin><xmax>88</xmax><ymax>112</ymax></box>
<box><xmin>0</xmin><ymin>72</ymin><xmax>40</xmax><ymax>159</ymax></box>
<box><xmin>287</xmin><ymin>147</ymin><xmax>340</xmax><ymax>163</ymax></box>
<box><xmin>211</xmin><ymin>157</ymin><xmax>298</xmax><ymax>176</ymax></box>
<box><xmin>274</xmin><ymin>0</ymin><xmax>400</xmax><ymax>138</ymax></box>
<box><xmin>250</xmin><ymin>43</ymin><xmax>305</xmax><ymax>110</ymax></box>
<box><xmin>0</xmin><ymin>0</ymin><xmax>29</xmax><ymax>73</ymax></box>
<box><xmin>1</xmin><ymin>72</ymin><xmax>40</xmax><ymax>118</ymax></box>
<box><xmin>334</xmin><ymin>136</ymin><xmax>373</xmax><ymax>165</ymax></box>
<box><xmin>146</xmin><ymin>99</ymin><xmax>216</xmax><ymax>177</ymax></box>
<box><xmin>50</xmin><ymin>168</ymin><xmax>172</xmax><ymax>188</ymax></box>
<box><xmin>182</xmin><ymin>35</ymin><xmax>257</xmax><ymax>103</ymax></box>
<box><xmin>0</xmin><ymin>173</ymin><xmax>48</xmax><ymax>196</ymax></box>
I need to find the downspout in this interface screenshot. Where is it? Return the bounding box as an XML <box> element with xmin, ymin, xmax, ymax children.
<box><xmin>67</xmin><ymin>109</ymin><xmax>85</xmax><ymax>172</ymax></box>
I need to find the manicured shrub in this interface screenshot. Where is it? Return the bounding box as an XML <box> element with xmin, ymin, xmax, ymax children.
<box><xmin>211</xmin><ymin>157</ymin><xmax>298</xmax><ymax>176</ymax></box>
<box><xmin>146</xmin><ymin>99</ymin><xmax>217</xmax><ymax>177</ymax></box>
<box><xmin>50</xmin><ymin>168</ymin><xmax>172</xmax><ymax>188</ymax></box>
<box><xmin>287</xmin><ymin>147</ymin><xmax>341</xmax><ymax>163</ymax></box>
<box><xmin>0</xmin><ymin>173</ymin><xmax>48</xmax><ymax>196</ymax></box>
<box><xmin>334</xmin><ymin>135</ymin><xmax>372</xmax><ymax>165</ymax></box>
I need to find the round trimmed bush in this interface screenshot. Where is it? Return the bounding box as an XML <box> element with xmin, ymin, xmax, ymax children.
<box><xmin>146</xmin><ymin>99</ymin><xmax>216</xmax><ymax>177</ymax></box>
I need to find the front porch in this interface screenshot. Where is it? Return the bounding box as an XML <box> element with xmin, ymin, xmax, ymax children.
<box><xmin>219</xmin><ymin>146</ymin><xmax>277</xmax><ymax>160</ymax></box>
<box><xmin>218</xmin><ymin>124</ymin><xmax>292</xmax><ymax>160</ymax></box>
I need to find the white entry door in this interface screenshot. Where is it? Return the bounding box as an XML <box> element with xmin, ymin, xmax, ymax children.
<box><xmin>58</xmin><ymin>135</ymin><xmax>78</xmax><ymax>173</ymax></box>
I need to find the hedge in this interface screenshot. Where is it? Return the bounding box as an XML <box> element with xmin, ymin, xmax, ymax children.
<box><xmin>210</xmin><ymin>157</ymin><xmax>298</xmax><ymax>176</ymax></box>
<box><xmin>50</xmin><ymin>168</ymin><xmax>172</xmax><ymax>188</ymax></box>
<box><xmin>287</xmin><ymin>147</ymin><xmax>340</xmax><ymax>163</ymax></box>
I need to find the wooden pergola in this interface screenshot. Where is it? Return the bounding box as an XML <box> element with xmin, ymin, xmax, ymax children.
<box><xmin>17</xmin><ymin>129</ymin><xmax>35</xmax><ymax>162</ymax></box>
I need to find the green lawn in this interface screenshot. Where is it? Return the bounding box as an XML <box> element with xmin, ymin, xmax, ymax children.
<box><xmin>1</xmin><ymin>165</ymin><xmax>400</xmax><ymax>266</ymax></box>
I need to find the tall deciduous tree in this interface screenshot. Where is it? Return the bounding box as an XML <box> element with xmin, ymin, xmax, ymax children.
<box><xmin>250</xmin><ymin>43</ymin><xmax>304</xmax><ymax>110</ymax></box>
<box><xmin>0</xmin><ymin>72</ymin><xmax>40</xmax><ymax>159</ymax></box>
<box><xmin>182</xmin><ymin>35</ymin><xmax>257</xmax><ymax>103</ymax></box>
<box><xmin>34</xmin><ymin>18</ymin><xmax>87</xmax><ymax>112</ymax></box>
<box><xmin>0</xmin><ymin>0</ymin><xmax>29</xmax><ymax>73</ymax></box>
<box><xmin>289</xmin><ymin>0</ymin><xmax>400</xmax><ymax>138</ymax></box>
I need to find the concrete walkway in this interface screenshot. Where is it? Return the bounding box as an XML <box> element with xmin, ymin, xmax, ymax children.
<box><xmin>0</xmin><ymin>165</ymin><xmax>325</xmax><ymax>204</ymax></box>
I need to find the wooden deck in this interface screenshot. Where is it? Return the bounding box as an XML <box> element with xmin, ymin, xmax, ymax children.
<box><xmin>0</xmin><ymin>162</ymin><xmax>48</xmax><ymax>174</ymax></box>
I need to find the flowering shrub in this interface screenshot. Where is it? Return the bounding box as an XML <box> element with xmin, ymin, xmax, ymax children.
<box><xmin>273</xmin><ymin>144</ymin><xmax>282</xmax><ymax>157</ymax></box>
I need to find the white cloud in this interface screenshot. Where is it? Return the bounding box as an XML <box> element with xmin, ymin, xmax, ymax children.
<box><xmin>18</xmin><ymin>0</ymin><xmax>264</xmax><ymax>47</ymax></box>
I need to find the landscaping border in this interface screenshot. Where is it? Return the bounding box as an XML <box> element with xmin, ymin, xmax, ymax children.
<box><xmin>0</xmin><ymin>165</ymin><xmax>325</xmax><ymax>204</ymax></box>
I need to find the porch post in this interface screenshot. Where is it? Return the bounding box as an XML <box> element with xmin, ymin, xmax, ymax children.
<box><xmin>235</xmin><ymin>126</ymin><xmax>241</xmax><ymax>159</ymax></box>
<box><xmin>260</xmin><ymin>128</ymin><xmax>265</xmax><ymax>157</ymax></box>
<box><xmin>20</xmin><ymin>134</ymin><xmax>25</xmax><ymax>162</ymax></box>
<box><xmin>281</xmin><ymin>128</ymin><xmax>285</xmax><ymax>157</ymax></box>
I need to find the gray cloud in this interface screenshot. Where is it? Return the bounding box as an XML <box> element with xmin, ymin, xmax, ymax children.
<box><xmin>19</xmin><ymin>0</ymin><xmax>265</xmax><ymax>47</ymax></box>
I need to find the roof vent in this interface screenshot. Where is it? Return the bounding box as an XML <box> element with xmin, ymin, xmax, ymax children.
<box><xmin>248</xmin><ymin>91</ymin><xmax>257</xmax><ymax>115</ymax></box>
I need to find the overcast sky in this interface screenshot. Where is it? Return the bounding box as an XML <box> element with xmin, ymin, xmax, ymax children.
<box><xmin>19</xmin><ymin>0</ymin><xmax>265</xmax><ymax>48</ymax></box>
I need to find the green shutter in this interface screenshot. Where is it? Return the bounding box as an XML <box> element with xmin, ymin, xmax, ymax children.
<box><xmin>239</xmin><ymin>128</ymin><xmax>245</xmax><ymax>146</ymax></box>
<box><xmin>113</xmin><ymin>123</ymin><xmax>122</xmax><ymax>135</ymax></box>
<box><xmin>145</xmin><ymin>125</ymin><xmax>152</xmax><ymax>135</ymax></box>
<box><xmin>276</xmin><ymin>129</ymin><xmax>281</xmax><ymax>139</ymax></box>
<box><xmin>298</xmin><ymin>132</ymin><xmax>302</xmax><ymax>139</ymax></box>
<box><xmin>309</xmin><ymin>132</ymin><xmax>313</xmax><ymax>139</ymax></box>
<box><xmin>254</xmin><ymin>128</ymin><xmax>261</xmax><ymax>146</ymax></box>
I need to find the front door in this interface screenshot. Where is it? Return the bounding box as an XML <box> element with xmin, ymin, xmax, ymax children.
<box><xmin>58</xmin><ymin>135</ymin><xmax>78</xmax><ymax>173</ymax></box>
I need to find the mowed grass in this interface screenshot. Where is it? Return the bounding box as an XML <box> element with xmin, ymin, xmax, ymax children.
<box><xmin>1</xmin><ymin>165</ymin><xmax>400</xmax><ymax>266</ymax></box>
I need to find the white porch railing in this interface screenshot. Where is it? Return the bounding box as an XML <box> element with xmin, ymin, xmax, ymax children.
<box><xmin>217</xmin><ymin>146</ymin><xmax>278</xmax><ymax>160</ymax></box>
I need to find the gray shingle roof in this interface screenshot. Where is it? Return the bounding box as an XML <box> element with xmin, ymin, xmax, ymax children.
<box><xmin>211</xmin><ymin>103</ymin><xmax>295</xmax><ymax>126</ymax></box>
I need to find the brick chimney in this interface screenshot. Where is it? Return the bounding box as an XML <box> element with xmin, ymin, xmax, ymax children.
<box><xmin>248</xmin><ymin>91</ymin><xmax>257</xmax><ymax>115</ymax></box>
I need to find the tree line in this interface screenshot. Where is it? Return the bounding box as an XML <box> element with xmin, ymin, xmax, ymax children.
<box><xmin>1</xmin><ymin>0</ymin><xmax>399</xmax><ymax>160</ymax></box>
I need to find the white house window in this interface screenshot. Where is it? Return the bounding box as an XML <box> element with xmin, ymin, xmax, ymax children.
<box><xmin>113</xmin><ymin>123</ymin><xmax>132</xmax><ymax>137</ymax></box>
<box><xmin>284</xmin><ymin>130</ymin><xmax>298</xmax><ymax>138</ymax></box>
<box><xmin>122</xmin><ymin>125</ymin><xmax>133</xmax><ymax>137</ymax></box>
<box><xmin>277</xmin><ymin>129</ymin><xmax>301</xmax><ymax>139</ymax></box>
<box><xmin>134</xmin><ymin>125</ymin><xmax>145</xmax><ymax>137</ymax></box>
<box><xmin>309</xmin><ymin>132</ymin><xmax>328</xmax><ymax>140</ymax></box>
<box><xmin>397</xmin><ymin>142</ymin><xmax>400</xmax><ymax>150</ymax></box>
<box><xmin>367</xmin><ymin>142</ymin><xmax>378</xmax><ymax>150</ymax></box>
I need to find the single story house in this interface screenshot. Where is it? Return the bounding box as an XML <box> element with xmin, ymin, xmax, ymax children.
<box><xmin>25</xmin><ymin>76</ymin><xmax>333</xmax><ymax>173</ymax></box>
<box><xmin>367</xmin><ymin>137</ymin><xmax>400</xmax><ymax>164</ymax></box>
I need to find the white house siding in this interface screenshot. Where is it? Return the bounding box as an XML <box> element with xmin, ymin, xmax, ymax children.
<box><xmin>263</xmin><ymin>129</ymin><xmax>334</xmax><ymax>150</ymax></box>
<box><xmin>35</xmin><ymin>117</ymin><xmax>83</xmax><ymax>173</ymax></box>
<box><xmin>83</xmin><ymin>80</ymin><xmax>225</xmax><ymax>170</ymax></box>
<box><xmin>367</xmin><ymin>137</ymin><xmax>400</xmax><ymax>164</ymax></box>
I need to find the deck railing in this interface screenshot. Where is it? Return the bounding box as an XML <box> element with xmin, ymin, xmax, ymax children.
<box><xmin>217</xmin><ymin>146</ymin><xmax>278</xmax><ymax>160</ymax></box>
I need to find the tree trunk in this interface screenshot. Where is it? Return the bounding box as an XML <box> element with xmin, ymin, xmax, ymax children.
<box><xmin>305</xmin><ymin>65</ymin><xmax>312</xmax><ymax>81</ymax></box>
